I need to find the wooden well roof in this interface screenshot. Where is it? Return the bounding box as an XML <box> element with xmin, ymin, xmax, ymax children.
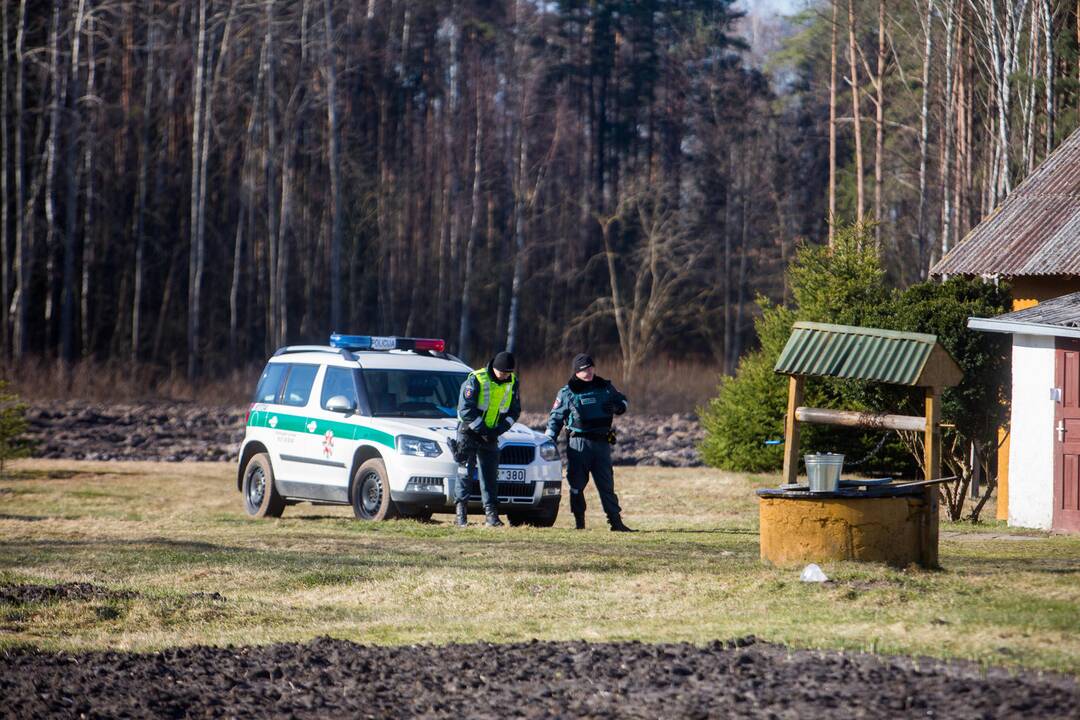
<box><xmin>774</xmin><ymin>322</ymin><xmax>963</xmax><ymax>388</ymax></box>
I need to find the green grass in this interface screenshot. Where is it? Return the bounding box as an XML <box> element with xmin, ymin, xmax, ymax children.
<box><xmin>0</xmin><ymin>459</ymin><xmax>1078</xmax><ymax>674</ymax></box>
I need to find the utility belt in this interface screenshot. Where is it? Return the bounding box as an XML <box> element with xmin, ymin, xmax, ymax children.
<box><xmin>570</xmin><ymin>429</ymin><xmax>617</xmax><ymax>445</ymax></box>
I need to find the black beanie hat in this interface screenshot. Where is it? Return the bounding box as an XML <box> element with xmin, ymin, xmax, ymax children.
<box><xmin>572</xmin><ymin>353</ymin><xmax>594</xmax><ymax>373</ymax></box>
<box><xmin>492</xmin><ymin>351</ymin><xmax>516</xmax><ymax>372</ymax></box>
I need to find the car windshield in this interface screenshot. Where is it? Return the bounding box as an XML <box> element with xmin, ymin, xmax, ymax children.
<box><xmin>361</xmin><ymin>369</ymin><xmax>468</xmax><ymax>418</ymax></box>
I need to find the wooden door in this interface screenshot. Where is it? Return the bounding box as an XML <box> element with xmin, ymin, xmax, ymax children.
<box><xmin>1054</xmin><ymin>338</ymin><xmax>1080</xmax><ymax>533</ymax></box>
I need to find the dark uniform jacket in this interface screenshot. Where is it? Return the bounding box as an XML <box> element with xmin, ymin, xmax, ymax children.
<box><xmin>546</xmin><ymin>375</ymin><xmax>628</xmax><ymax>439</ymax></box>
<box><xmin>456</xmin><ymin>362</ymin><xmax>522</xmax><ymax>441</ymax></box>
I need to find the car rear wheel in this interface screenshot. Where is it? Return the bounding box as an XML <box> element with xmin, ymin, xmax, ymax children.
<box><xmin>242</xmin><ymin>453</ymin><xmax>286</xmax><ymax>518</ymax></box>
<box><xmin>351</xmin><ymin>459</ymin><xmax>400</xmax><ymax>521</ymax></box>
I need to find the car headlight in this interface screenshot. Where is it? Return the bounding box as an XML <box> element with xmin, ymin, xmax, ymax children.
<box><xmin>397</xmin><ymin>435</ymin><xmax>443</xmax><ymax>458</ymax></box>
<box><xmin>539</xmin><ymin>441</ymin><xmax>559</xmax><ymax>461</ymax></box>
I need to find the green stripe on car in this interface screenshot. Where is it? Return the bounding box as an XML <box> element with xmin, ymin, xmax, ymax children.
<box><xmin>248</xmin><ymin>411</ymin><xmax>396</xmax><ymax>449</ymax></box>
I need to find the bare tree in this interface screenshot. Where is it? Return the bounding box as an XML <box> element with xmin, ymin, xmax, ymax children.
<box><xmin>323</xmin><ymin>0</ymin><xmax>344</xmax><ymax>331</ymax></box>
<box><xmin>10</xmin><ymin>0</ymin><xmax>28</xmax><ymax>360</ymax></box>
<box><xmin>591</xmin><ymin>185</ymin><xmax>706</xmax><ymax>382</ymax></box>
<box><xmin>458</xmin><ymin>79</ymin><xmax>484</xmax><ymax>363</ymax></box>
<box><xmin>0</xmin><ymin>1</ymin><xmax>9</xmax><ymax>357</ymax></box>
<box><xmin>916</xmin><ymin>0</ymin><xmax>934</xmax><ymax>273</ymax></box>
<box><xmin>828</xmin><ymin>0</ymin><xmax>838</xmax><ymax>245</ymax></box>
<box><xmin>847</xmin><ymin>0</ymin><xmax>865</xmax><ymax>223</ymax></box>
<box><xmin>187</xmin><ymin>0</ymin><xmax>208</xmax><ymax>380</ymax></box>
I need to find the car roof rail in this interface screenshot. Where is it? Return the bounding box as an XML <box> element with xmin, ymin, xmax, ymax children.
<box><xmin>272</xmin><ymin>345</ymin><xmax>355</xmax><ymax>361</ymax></box>
<box><xmin>420</xmin><ymin>350</ymin><xmax>467</xmax><ymax>364</ymax></box>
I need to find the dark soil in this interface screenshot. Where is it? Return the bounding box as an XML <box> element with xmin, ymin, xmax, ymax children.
<box><xmin>0</xmin><ymin>582</ymin><xmax>137</xmax><ymax>605</ymax></box>
<box><xmin>1</xmin><ymin>637</ymin><xmax>1076</xmax><ymax>719</ymax></box>
<box><xmin>25</xmin><ymin>403</ymin><xmax>704</xmax><ymax>467</ymax></box>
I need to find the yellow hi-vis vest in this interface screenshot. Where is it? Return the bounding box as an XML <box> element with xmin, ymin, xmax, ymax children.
<box><xmin>472</xmin><ymin>368</ymin><xmax>516</xmax><ymax>428</ymax></box>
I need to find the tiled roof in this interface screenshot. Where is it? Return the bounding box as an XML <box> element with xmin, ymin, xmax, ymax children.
<box><xmin>988</xmin><ymin>291</ymin><xmax>1080</xmax><ymax>327</ymax></box>
<box><xmin>931</xmin><ymin>128</ymin><xmax>1080</xmax><ymax>277</ymax></box>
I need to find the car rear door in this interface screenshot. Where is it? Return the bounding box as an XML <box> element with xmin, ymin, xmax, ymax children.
<box><xmin>269</xmin><ymin>363</ymin><xmax>322</xmax><ymax>484</ymax></box>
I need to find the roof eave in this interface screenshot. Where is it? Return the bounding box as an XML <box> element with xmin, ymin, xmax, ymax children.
<box><xmin>967</xmin><ymin>316</ymin><xmax>1080</xmax><ymax>339</ymax></box>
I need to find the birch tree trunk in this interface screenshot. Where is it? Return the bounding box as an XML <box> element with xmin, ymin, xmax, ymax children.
<box><xmin>80</xmin><ymin>9</ymin><xmax>95</xmax><ymax>359</ymax></box>
<box><xmin>264</xmin><ymin>0</ymin><xmax>281</xmax><ymax>351</ymax></box>
<box><xmin>1042</xmin><ymin>0</ymin><xmax>1053</xmax><ymax>155</ymax></box>
<box><xmin>458</xmin><ymin>82</ymin><xmax>483</xmax><ymax>363</ymax></box>
<box><xmin>61</xmin><ymin>0</ymin><xmax>87</xmax><ymax>364</ymax></box>
<box><xmin>1021</xmin><ymin>3</ymin><xmax>1038</xmax><ymax>174</ymax></box>
<box><xmin>847</xmin><ymin>0</ymin><xmax>865</xmax><ymax>223</ymax></box>
<box><xmin>187</xmin><ymin>0</ymin><xmax>207</xmax><ymax>380</ymax></box>
<box><xmin>0</xmin><ymin>1</ymin><xmax>9</xmax><ymax>356</ymax></box>
<box><xmin>11</xmin><ymin>0</ymin><xmax>28</xmax><ymax>360</ymax></box>
<box><xmin>873</xmin><ymin>0</ymin><xmax>886</xmax><ymax>247</ymax></box>
<box><xmin>44</xmin><ymin>0</ymin><xmax>65</xmax><ymax>355</ymax></box>
<box><xmin>506</xmin><ymin>0</ymin><xmax>527</xmax><ymax>353</ymax></box>
<box><xmin>917</xmin><ymin>0</ymin><xmax>934</xmax><ymax>273</ymax></box>
<box><xmin>131</xmin><ymin>16</ymin><xmax>155</xmax><ymax>365</ymax></box>
<box><xmin>323</xmin><ymin>0</ymin><xmax>344</xmax><ymax>331</ymax></box>
<box><xmin>828</xmin><ymin>0</ymin><xmax>838</xmax><ymax>245</ymax></box>
<box><xmin>941</xmin><ymin>0</ymin><xmax>957</xmax><ymax>256</ymax></box>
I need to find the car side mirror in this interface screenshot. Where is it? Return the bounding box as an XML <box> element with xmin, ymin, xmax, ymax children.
<box><xmin>325</xmin><ymin>395</ymin><xmax>356</xmax><ymax>414</ymax></box>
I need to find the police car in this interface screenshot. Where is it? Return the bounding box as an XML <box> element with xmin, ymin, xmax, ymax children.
<box><xmin>237</xmin><ymin>334</ymin><xmax>562</xmax><ymax>526</ymax></box>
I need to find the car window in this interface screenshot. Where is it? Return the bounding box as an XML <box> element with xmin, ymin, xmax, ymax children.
<box><xmin>321</xmin><ymin>367</ymin><xmax>358</xmax><ymax>409</ymax></box>
<box><xmin>282</xmin><ymin>364</ymin><xmax>320</xmax><ymax>407</ymax></box>
<box><xmin>361</xmin><ymin>370</ymin><xmax>468</xmax><ymax>418</ymax></box>
<box><xmin>253</xmin><ymin>363</ymin><xmax>288</xmax><ymax>404</ymax></box>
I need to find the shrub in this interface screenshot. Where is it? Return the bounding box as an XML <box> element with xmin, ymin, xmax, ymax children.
<box><xmin>699</xmin><ymin>224</ymin><xmax>889</xmax><ymax>471</ymax></box>
<box><xmin>889</xmin><ymin>277</ymin><xmax>1011</xmax><ymax>520</ymax></box>
<box><xmin>0</xmin><ymin>380</ymin><xmax>30</xmax><ymax>479</ymax></box>
<box><xmin>700</xmin><ymin>223</ymin><xmax>1012</xmax><ymax>523</ymax></box>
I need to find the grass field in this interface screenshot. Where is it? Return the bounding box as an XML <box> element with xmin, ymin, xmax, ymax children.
<box><xmin>1</xmin><ymin>460</ymin><xmax>1078</xmax><ymax>674</ymax></box>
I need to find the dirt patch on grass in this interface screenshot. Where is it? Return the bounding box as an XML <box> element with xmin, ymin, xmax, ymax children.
<box><xmin>0</xmin><ymin>583</ymin><xmax>138</xmax><ymax>605</ymax></box>
<box><xmin>1</xmin><ymin>637</ymin><xmax>1076</xmax><ymax>719</ymax></box>
<box><xmin>25</xmin><ymin>402</ymin><xmax>705</xmax><ymax>466</ymax></box>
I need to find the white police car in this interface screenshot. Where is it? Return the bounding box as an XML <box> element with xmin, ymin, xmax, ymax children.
<box><xmin>237</xmin><ymin>334</ymin><xmax>562</xmax><ymax>526</ymax></box>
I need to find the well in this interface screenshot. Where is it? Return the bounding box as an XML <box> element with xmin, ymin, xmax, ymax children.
<box><xmin>758</xmin><ymin>485</ymin><xmax>938</xmax><ymax>568</ymax></box>
<box><xmin>762</xmin><ymin>322</ymin><xmax>964</xmax><ymax>570</ymax></box>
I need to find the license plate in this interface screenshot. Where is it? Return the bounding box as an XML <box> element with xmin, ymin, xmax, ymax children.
<box><xmin>499</xmin><ymin>468</ymin><xmax>527</xmax><ymax>482</ymax></box>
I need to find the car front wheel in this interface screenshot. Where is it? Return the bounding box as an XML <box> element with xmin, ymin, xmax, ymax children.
<box><xmin>351</xmin><ymin>458</ymin><xmax>400</xmax><ymax>521</ymax></box>
<box><xmin>242</xmin><ymin>452</ymin><xmax>286</xmax><ymax>518</ymax></box>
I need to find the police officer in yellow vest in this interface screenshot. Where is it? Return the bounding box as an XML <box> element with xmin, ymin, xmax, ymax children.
<box><xmin>455</xmin><ymin>351</ymin><xmax>521</xmax><ymax>527</ymax></box>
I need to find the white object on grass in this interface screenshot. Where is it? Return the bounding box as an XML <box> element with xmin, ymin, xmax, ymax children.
<box><xmin>800</xmin><ymin>564</ymin><xmax>828</xmax><ymax>583</ymax></box>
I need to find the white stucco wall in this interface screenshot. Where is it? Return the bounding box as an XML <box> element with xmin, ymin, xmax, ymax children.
<box><xmin>1007</xmin><ymin>334</ymin><xmax>1056</xmax><ymax>530</ymax></box>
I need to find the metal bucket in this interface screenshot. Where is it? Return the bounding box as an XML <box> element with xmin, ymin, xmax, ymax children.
<box><xmin>804</xmin><ymin>453</ymin><xmax>844</xmax><ymax>493</ymax></box>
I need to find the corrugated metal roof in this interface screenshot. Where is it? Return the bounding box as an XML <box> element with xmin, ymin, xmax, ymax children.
<box><xmin>774</xmin><ymin>322</ymin><xmax>940</xmax><ymax>386</ymax></box>
<box><xmin>988</xmin><ymin>290</ymin><xmax>1080</xmax><ymax>327</ymax></box>
<box><xmin>931</xmin><ymin>127</ymin><xmax>1080</xmax><ymax>277</ymax></box>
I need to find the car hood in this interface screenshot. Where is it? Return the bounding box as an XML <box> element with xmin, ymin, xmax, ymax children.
<box><xmin>370</xmin><ymin>418</ymin><xmax>544</xmax><ymax>445</ymax></box>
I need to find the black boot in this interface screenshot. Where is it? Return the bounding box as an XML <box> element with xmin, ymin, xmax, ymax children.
<box><xmin>455</xmin><ymin>502</ymin><xmax>468</xmax><ymax>527</ymax></box>
<box><xmin>484</xmin><ymin>509</ymin><xmax>504</xmax><ymax>527</ymax></box>
<box><xmin>573</xmin><ymin>511</ymin><xmax>586</xmax><ymax>530</ymax></box>
<box><xmin>608</xmin><ymin>516</ymin><xmax>635</xmax><ymax>533</ymax></box>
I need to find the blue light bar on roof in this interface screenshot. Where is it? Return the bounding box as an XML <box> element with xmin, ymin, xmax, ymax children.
<box><xmin>329</xmin><ymin>334</ymin><xmax>446</xmax><ymax>353</ymax></box>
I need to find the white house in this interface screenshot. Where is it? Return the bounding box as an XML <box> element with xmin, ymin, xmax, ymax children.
<box><xmin>969</xmin><ymin>292</ymin><xmax>1080</xmax><ymax>533</ymax></box>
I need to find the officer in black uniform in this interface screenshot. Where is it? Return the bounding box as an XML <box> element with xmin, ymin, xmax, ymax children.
<box><xmin>454</xmin><ymin>351</ymin><xmax>521</xmax><ymax>528</ymax></box>
<box><xmin>545</xmin><ymin>354</ymin><xmax>634</xmax><ymax>532</ymax></box>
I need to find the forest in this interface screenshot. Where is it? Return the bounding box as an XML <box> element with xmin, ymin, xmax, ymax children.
<box><xmin>0</xmin><ymin>0</ymin><xmax>1077</xmax><ymax>380</ymax></box>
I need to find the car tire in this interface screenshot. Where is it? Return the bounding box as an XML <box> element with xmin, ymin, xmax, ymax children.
<box><xmin>351</xmin><ymin>458</ymin><xmax>400</xmax><ymax>521</ymax></box>
<box><xmin>242</xmin><ymin>453</ymin><xmax>286</xmax><ymax>518</ymax></box>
